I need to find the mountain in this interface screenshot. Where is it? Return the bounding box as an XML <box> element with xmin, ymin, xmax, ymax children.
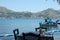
<box><xmin>35</xmin><ymin>8</ymin><xmax>60</xmax><ymax>18</ymax></box>
<box><xmin>0</xmin><ymin>7</ymin><xmax>60</xmax><ymax>18</ymax></box>
<box><xmin>0</xmin><ymin>6</ymin><xmax>14</xmax><ymax>13</ymax></box>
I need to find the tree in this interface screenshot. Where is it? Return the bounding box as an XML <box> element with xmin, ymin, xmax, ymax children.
<box><xmin>57</xmin><ymin>0</ymin><xmax>60</xmax><ymax>4</ymax></box>
<box><xmin>45</xmin><ymin>0</ymin><xmax>60</xmax><ymax>4</ymax></box>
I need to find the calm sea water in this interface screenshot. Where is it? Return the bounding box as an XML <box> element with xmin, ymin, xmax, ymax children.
<box><xmin>0</xmin><ymin>18</ymin><xmax>60</xmax><ymax>40</ymax></box>
<box><xmin>0</xmin><ymin>18</ymin><xmax>45</xmax><ymax>34</ymax></box>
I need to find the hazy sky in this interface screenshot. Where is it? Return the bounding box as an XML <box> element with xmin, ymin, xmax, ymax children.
<box><xmin>0</xmin><ymin>0</ymin><xmax>60</xmax><ymax>12</ymax></box>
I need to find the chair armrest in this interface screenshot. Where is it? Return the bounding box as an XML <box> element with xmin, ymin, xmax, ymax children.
<box><xmin>35</xmin><ymin>27</ymin><xmax>40</xmax><ymax>31</ymax></box>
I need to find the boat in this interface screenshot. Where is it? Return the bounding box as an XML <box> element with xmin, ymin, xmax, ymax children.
<box><xmin>40</xmin><ymin>18</ymin><xmax>58</xmax><ymax>28</ymax></box>
<box><xmin>35</xmin><ymin>18</ymin><xmax>59</xmax><ymax>32</ymax></box>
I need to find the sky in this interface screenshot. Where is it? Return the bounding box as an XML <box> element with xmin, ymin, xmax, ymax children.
<box><xmin>0</xmin><ymin>0</ymin><xmax>60</xmax><ymax>12</ymax></box>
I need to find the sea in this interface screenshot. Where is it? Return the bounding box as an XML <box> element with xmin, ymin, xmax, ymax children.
<box><xmin>0</xmin><ymin>18</ymin><xmax>60</xmax><ymax>40</ymax></box>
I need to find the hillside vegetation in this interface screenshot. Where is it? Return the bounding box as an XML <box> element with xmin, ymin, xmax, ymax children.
<box><xmin>0</xmin><ymin>7</ymin><xmax>60</xmax><ymax>18</ymax></box>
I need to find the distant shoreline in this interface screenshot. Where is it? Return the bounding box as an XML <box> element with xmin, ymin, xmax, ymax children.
<box><xmin>0</xmin><ymin>7</ymin><xmax>60</xmax><ymax>18</ymax></box>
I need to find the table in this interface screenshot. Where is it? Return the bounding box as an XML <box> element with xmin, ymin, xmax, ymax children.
<box><xmin>13</xmin><ymin>29</ymin><xmax>54</xmax><ymax>40</ymax></box>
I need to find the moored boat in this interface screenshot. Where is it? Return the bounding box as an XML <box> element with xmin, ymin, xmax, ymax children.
<box><xmin>40</xmin><ymin>18</ymin><xmax>58</xmax><ymax>28</ymax></box>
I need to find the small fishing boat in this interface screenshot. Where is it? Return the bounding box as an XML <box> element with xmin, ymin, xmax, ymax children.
<box><xmin>35</xmin><ymin>18</ymin><xmax>60</xmax><ymax>32</ymax></box>
<box><xmin>40</xmin><ymin>18</ymin><xmax>58</xmax><ymax>28</ymax></box>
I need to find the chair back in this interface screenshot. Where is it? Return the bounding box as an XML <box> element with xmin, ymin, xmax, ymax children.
<box><xmin>13</xmin><ymin>29</ymin><xmax>19</xmax><ymax>40</ymax></box>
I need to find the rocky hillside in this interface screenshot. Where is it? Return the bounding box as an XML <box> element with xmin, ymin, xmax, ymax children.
<box><xmin>36</xmin><ymin>8</ymin><xmax>60</xmax><ymax>18</ymax></box>
<box><xmin>0</xmin><ymin>7</ymin><xmax>60</xmax><ymax>18</ymax></box>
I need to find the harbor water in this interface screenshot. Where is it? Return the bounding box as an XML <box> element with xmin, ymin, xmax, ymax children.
<box><xmin>0</xmin><ymin>18</ymin><xmax>60</xmax><ymax>40</ymax></box>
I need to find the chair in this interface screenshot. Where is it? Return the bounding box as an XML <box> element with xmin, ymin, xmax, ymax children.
<box><xmin>22</xmin><ymin>32</ymin><xmax>40</xmax><ymax>40</ymax></box>
<box><xmin>13</xmin><ymin>29</ymin><xmax>19</xmax><ymax>40</ymax></box>
<box><xmin>35</xmin><ymin>23</ymin><xmax>47</xmax><ymax>32</ymax></box>
<box><xmin>35</xmin><ymin>27</ymin><xmax>40</xmax><ymax>31</ymax></box>
<box><xmin>35</xmin><ymin>27</ymin><xmax>47</xmax><ymax>32</ymax></box>
<box><xmin>35</xmin><ymin>27</ymin><xmax>54</xmax><ymax>40</ymax></box>
<box><xmin>13</xmin><ymin>29</ymin><xmax>23</xmax><ymax>40</ymax></box>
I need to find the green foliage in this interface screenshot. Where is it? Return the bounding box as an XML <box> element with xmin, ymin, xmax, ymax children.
<box><xmin>45</xmin><ymin>0</ymin><xmax>60</xmax><ymax>4</ymax></box>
